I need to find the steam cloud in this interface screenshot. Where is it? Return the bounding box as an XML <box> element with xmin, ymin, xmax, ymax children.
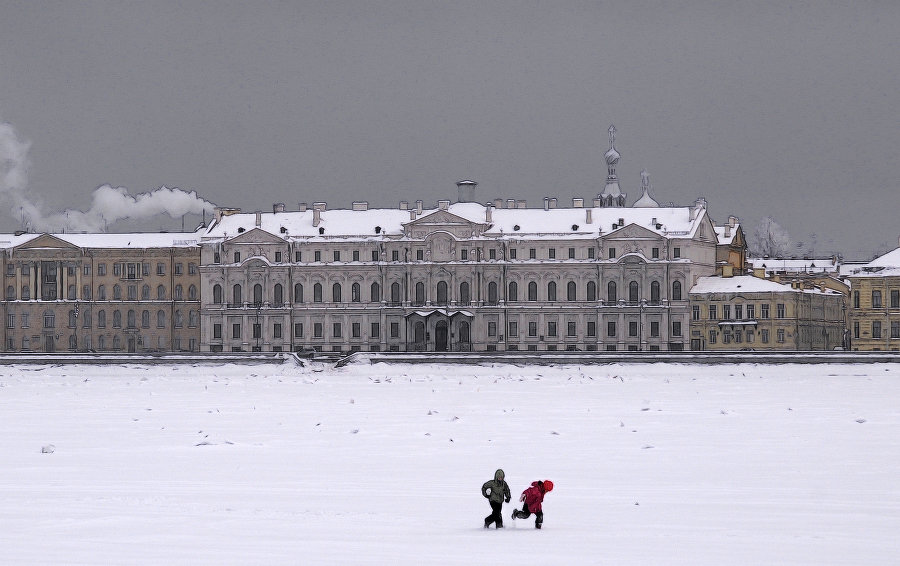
<box><xmin>0</xmin><ymin>117</ymin><xmax>216</xmax><ymax>233</ymax></box>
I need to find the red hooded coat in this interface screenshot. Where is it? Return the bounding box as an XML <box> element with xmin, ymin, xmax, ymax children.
<box><xmin>520</xmin><ymin>481</ymin><xmax>546</xmax><ymax>512</ymax></box>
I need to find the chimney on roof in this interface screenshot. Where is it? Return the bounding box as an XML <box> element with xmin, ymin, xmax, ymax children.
<box><xmin>298</xmin><ymin>203</ymin><xmax>308</xmax><ymax>212</ymax></box>
<box><xmin>549</xmin><ymin>198</ymin><xmax>557</xmax><ymax>209</ymax></box>
<box><xmin>494</xmin><ymin>198</ymin><xmax>503</xmax><ymax>209</ymax></box>
<box><xmin>416</xmin><ymin>200</ymin><xmax>423</xmax><ymax>215</ymax></box>
<box><xmin>456</xmin><ymin>179</ymin><xmax>477</xmax><ymax>203</ymax></box>
<box><xmin>592</xmin><ymin>197</ymin><xmax>602</xmax><ymax>207</ymax></box>
<box><xmin>352</xmin><ymin>201</ymin><xmax>368</xmax><ymax>211</ymax></box>
<box><xmin>585</xmin><ymin>209</ymin><xmax>592</xmax><ymax>224</ymax></box>
<box><xmin>573</xmin><ymin>198</ymin><xmax>584</xmax><ymax>208</ymax></box>
<box><xmin>273</xmin><ymin>203</ymin><xmax>285</xmax><ymax>214</ymax></box>
<box><xmin>313</xmin><ymin>208</ymin><xmax>321</xmax><ymax>227</ymax></box>
<box><xmin>506</xmin><ymin>199</ymin><xmax>515</xmax><ymax>209</ymax></box>
<box><xmin>729</xmin><ymin>215</ymin><xmax>737</xmax><ymax>227</ymax></box>
<box><xmin>410</xmin><ymin>210</ymin><xmax>416</xmax><ymax>221</ymax></box>
<box><xmin>438</xmin><ymin>200</ymin><xmax>450</xmax><ymax>210</ymax></box>
<box><xmin>313</xmin><ymin>202</ymin><xmax>327</xmax><ymax>211</ymax></box>
<box><xmin>399</xmin><ymin>201</ymin><xmax>409</xmax><ymax>210</ymax></box>
<box><xmin>485</xmin><ymin>203</ymin><xmax>493</xmax><ymax>223</ymax></box>
<box><xmin>544</xmin><ymin>197</ymin><xmax>550</xmax><ymax>211</ymax></box>
<box><xmin>516</xmin><ymin>200</ymin><xmax>526</xmax><ymax>209</ymax></box>
<box><xmin>255</xmin><ymin>211</ymin><xmax>262</xmax><ymax>227</ymax></box>
<box><xmin>724</xmin><ymin>224</ymin><xmax>732</xmax><ymax>238</ymax></box>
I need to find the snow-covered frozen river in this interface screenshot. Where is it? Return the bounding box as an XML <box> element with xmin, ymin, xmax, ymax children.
<box><xmin>1</xmin><ymin>361</ymin><xmax>897</xmax><ymax>565</ymax></box>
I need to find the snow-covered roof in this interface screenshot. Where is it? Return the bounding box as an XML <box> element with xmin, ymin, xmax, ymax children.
<box><xmin>865</xmin><ymin>247</ymin><xmax>900</xmax><ymax>268</ymax></box>
<box><xmin>0</xmin><ymin>232</ymin><xmax>202</xmax><ymax>250</ymax></box>
<box><xmin>749</xmin><ymin>257</ymin><xmax>838</xmax><ymax>274</ymax></box>
<box><xmin>204</xmin><ymin>202</ymin><xmax>709</xmax><ymax>242</ymax></box>
<box><xmin>713</xmin><ymin>225</ymin><xmax>741</xmax><ymax>245</ymax></box>
<box><xmin>690</xmin><ymin>275</ymin><xmax>840</xmax><ymax>295</ymax></box>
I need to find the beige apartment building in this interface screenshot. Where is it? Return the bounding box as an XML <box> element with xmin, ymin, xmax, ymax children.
<box><xmin>846</xmin><ymin>246</ymin><xmax>900</xmax><ymax>351</ymax></box>
<box><xmin>689</xmin><ymin>275</ymin><xmax>846</xmax><ymax>350</ymax></box>
<box><xmin>1</xmin><ymin>232</ymin><xmax>201</xmax><ymax>353</ymax></box>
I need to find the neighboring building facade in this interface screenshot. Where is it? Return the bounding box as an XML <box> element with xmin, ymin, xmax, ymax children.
<box><xmin>689</xmin><ymin>275</ymin><xmax>846</xmax><ymax>351</ymax></box>
<box><xmin>714</xmin><ymin>216</ymin><xmax>747</xmax><ymax>274</ymax></box>
<box><xmin>846</xmin><ymin>246</ymin><xmax>900</xmax><ymax>351</ymax></box>
<box><xmin>1</xmin><ymin>232</ymin><xmax>201</xmax><ymax>353</ymax></box>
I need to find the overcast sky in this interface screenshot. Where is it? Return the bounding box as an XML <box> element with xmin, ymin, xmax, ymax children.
<box><xmin>1</xmin><ymin>1</ymin><xmax>898</xmax><ymax>258</ymax></box>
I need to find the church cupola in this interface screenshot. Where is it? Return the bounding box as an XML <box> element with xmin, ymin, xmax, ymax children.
<box><xmin>598</xmin><ymin>124</ymin><xmax>627</xmax><ymax>207</ymax></box>
<box><xmin>633</xmin><ymin>169</ymin><xmax>660</xmax><ymax>208</ymax></box>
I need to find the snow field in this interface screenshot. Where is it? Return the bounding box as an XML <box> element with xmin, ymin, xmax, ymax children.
<box><xmin>0</xmin><ymin>362</ymin><xmax>898</xmax><ymax>565</ymax></box>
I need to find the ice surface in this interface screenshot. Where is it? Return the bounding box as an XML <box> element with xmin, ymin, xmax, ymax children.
<box><xmin>0</xmin><ymin>362</ymin><xmax>897</xmax><ymax>565</ymax></box>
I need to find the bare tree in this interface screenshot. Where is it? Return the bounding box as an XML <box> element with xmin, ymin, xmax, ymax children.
<box><xmin>751</xmin><ymin>216</ymin><xmax>792</xmax><ymax>257</ymax></box>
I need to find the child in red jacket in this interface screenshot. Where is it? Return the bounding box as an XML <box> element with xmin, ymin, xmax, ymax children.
<box><xmin>511</xmin><ymin>479</ymin><xmax>553</xmax><ymax>529</ymax></box>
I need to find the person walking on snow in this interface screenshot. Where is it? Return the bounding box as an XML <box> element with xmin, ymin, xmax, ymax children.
<box><xmin>481</xmin><ymin>469</ymin><xmax>511</xmax><ymax>528</ymax></box>
<box><xmin>511</xmin><ymin>479</ymin><xmax>553</xmax><ymax>529</ymax></box>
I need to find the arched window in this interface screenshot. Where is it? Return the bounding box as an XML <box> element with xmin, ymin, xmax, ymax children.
<box><xmin>294</xmin><ymin>283</ymin><xmax>304</xmax><ymax>303</ymax></box>
<box><xmin>487</xmin><ymin>281</ymin><xmax>498</xmax><ymax>304</ymax></box>
<box><xmin>113</xmin><ymin>310</ymin><xmax>122</xmax><ymax>328</ymax></box>
<box><xmin>6</xmin><ymin>285</ymin><xmax>13</xmax><ymax>300</ymax></box>
<box><xmin>174</xmin><ymin>284</ymin><xmax>183</xmax><ymax>301</ymax></box>
<box><xmin>157</xmin><ymin>310</ymin><xmax>166</xmax><ymax>328</ymax></box>
<box><xmin>68</xmin><ymin>310</ymin><xmax>77</xmax><ymax>328</ymax></box>
<box><xmin>232</xmin><ymin>284</ymin><xmax>242</xmax><ymax>305</ymax></box>
<box><xmin>437</xmin><ymin>281</ymin><xmax>448</xmax><ymax>305</ymax></box>
<box><xmin>629</xmin><ymin>281</ymin><xmax>639</xmax><ymax>303</ymax></box>
<box><xmin>567</xmin><ymin>281</ymin><xmax>577</xmax><ymax>301</ymax></box>
<box><xmin>142</xmin><ymin>310</ymin><xmax>150</xmax><ymax>328</ymax></box>
<box><xmin>127</xmin><ymin>309</ymin><xmax>136</xmax><ymax>329</ymax></box>
<box><xmin>68</xmin><ymin>285</ymin><xmax>76</xmax><ymax>300</ymax></box>
<box><xmin>142</xmin><ymin>284</ymin><xmax>151</xmax><ymax>300</ymax></box>
<box><xmin>528</xmin><ymin>281</ymin><xmax>538</xmax><ymax>301</ymax></box>
<box><xmin>332</xmin><ymin>282</ymin><xmax>342</xmax><ymax>302</ymax></box>
<box><xmin>651</xmin><ymin>281</ymin><xmax>660</xmax><ymax>304</ymax></box>
<box><xmin>672</xmin><ymin>281</ymin><xmax>682</xmax><ymax>301</ymax></box>
<box><xmin>213</xmin><ymin>284</ymin><xmax>223</xmax><ymax>304</ymax></box>
<box><xmin>587</xmin><ymin>281</ymin><xmax>597</xmax><ymax>301</ymax></box>
<box><xmin>113</xmin><ymin>335</ymin><xmax>121</xmax><ymax>350</ymax></box>
<box><xmin>69</xmin><ymin>335</ymin><xmax>77</xmax><ymax>350</ymax></box>
<box><xmin>44</xmin><ymin>310</ymin><xmax>55</xmax><ymax>328</ymax></box>
<box><xmin>189</xmin><ymin>310</ymin><xmax>199</xmax><ymax>327</ymax></box>
<box><xmin>390</xmin><ymin>282</ymin><xmax>401</xmax><ymax>304</ymax></box>
<box><xmin>98</xmin><ymin>310</ymin><xmax>106</xmax><ymax>328</ymax></box>
<box><xmin>113</xmin><ymin>284</ymin><xmax>122</xmax><ymax>300</ymax></box>
<box><xmin>608</xmin><ymin>281</ymin><xmax>617</xmax><ymax>303</ymax></box>
<box><xmin>98</xmin><ymin>335</ymin><xmax>106</xmax><ymax>350</ymax></box>
<box><xmin>157</xmin><ymin>285</ymin><xmax>166</xmax><ymax>300</ymax></box>
<box><xmin>273</xmin><ymin>284</ymin><xmax>283</xmax><ymax>306</ymax></box>
<box><xmin>415</xmin><ymin>282</ymin><xmax>425</xmax><ymax>305</ymax></box>
<box><xmin>548</xmin><ymin>281</ymin><xmax>557</xmax><ymax>302</ymax></box>
<box><xmin>459</xmin><ymin>282</ymin><xmax>470</xmax><ymax>304</ymax></box>
<box><xmin>313</xmin><ymin>283</ymin><xmax>323</xmax><ymax>302</ymax></box>
<box><xmin>21</xmin><ymin>285</ymin><xmax>30</xmax><ymax>300</ymax></box>
<box><xmin>83</xmin><ymin>284</ymin><xmax>91</xmax><ymax>299</ymax></box>
<box><xmin>188</xmin><ymin>284</ymin><xmax>197</xmax><ymax>301</ymax></box>
<box><xmin>82</xmin><ymin>311</ymin><xmax>91</xmax><ymax>328</ymax></box>
<box><xmin>414</xmin><ymin>321</ymin><xmax>425</xmax><ymax>349</ymax></box>
<box><xmin>459</xmin><ymin>321</ymin><xmax>470</xmax><ymax>345</ymax></box>
<box><xmin>508</xmin><ymin>281</ymin><xmax>518</xmax><ymax>302</ymax></box>
<box><xmin>351</xmin><ymin>282</ymin><xmax>361</xmax><ymax>303</ymax></box>
<box><xmin>174</xmin><ymin>310</ymin><xmax>183</xmax><ymax>328</ymax></box>
<box><xmin>253</xmin><ymin>284</ymin><xmax>262</xmax><ymax>306</ymax></box>
<box><xmin>370</xmin><ymin>282</ymin><xmax>381</xmax><ymax>302</ymax></box>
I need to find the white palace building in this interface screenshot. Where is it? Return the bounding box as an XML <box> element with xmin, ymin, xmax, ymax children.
<box><xmin>199</xmin><ymin>126</ymin><xmax>738</xmax><ymax>353</ymax></box>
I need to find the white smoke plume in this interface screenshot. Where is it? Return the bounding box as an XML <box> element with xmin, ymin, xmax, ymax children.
<box><xmin>1</xmin><ymin>117</ymin><xmax>216</xmax><ymax>233</ymax></box>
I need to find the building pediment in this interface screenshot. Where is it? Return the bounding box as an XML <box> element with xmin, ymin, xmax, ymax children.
<box><xmin>605</xmin><ymin>223</ymin><xmax>662</xmax><ymax>241</ymax></box>
<box><xmin>15</xmin><ymin>233</ymin><xmax>80</xmax><ymax>250</ymax></box>
<box><xmin>224</xmin><ymin>228</ymin><xmax>285</xmax><ymax>245</ymax></box>
<box><xmin>404</xmin><ymin>210</ymin><xmax>484</xmax><ymax>239</ymax></box>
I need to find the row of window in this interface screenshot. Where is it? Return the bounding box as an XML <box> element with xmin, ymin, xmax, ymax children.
<box><xmin>852</xmin><ymin>289</ymin><xmax>900</xmax><ymax>309</ymax></box>
<box><xmin>216</xmin><ymin>246</ymin><xmax>683</xmax><ymax>264</ymax></box>
<box><xmin>6</xmin><ymin>284</ymin><xmax>198</xmax><ymax>301</ymax></box>
<box><xmin>5</xmin><ymin>262</ymin><xmax>197</xmax><ymax>278</ymax></box>
<box><xmin>852</xmin><ymin>320</ymin><xmax>900</xmax><ymax>339</ymax></box>
<box><xmin>708</xmin><ymin>328</ymin><xmax>783</xmax><ymax>344</ymax></box>
<box><xmin>693</xmin><ymin>303</ymin><xmax>783</xmax><ymax>320</ymax></box>
<box><xmin>210</xmin><ymin>319</ymin><xmax>684</xmax><ymax>341</ymax></box>
<box><xmin>5</xmin><ymin>335</ymin><xmax>199</xmax><ymax>352</ymax></box>
<box><xmin>213</xmin><ymin>280</ymin><xmax>686</xmax><ymax>306</ymax></box>
<box><xmin>6</xmin><ymin>309</ymin><xmax>199</xmax><ymax>329</ymax></box>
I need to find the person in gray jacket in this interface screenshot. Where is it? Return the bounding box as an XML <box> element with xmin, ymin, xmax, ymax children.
<box><xmin>481</xmin><ymin>469</ymin><xmax>511</xmax><ymax>528</ymax></box>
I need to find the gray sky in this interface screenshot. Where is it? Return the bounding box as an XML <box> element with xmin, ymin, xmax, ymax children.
<box><xmin>1</xmin><ymin>1</ymin><xmax>898</xmax><ymax>258</ymax></box>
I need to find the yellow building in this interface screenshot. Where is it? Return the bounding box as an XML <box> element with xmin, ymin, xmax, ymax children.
<box><xmin>689</xmin><ymin>275</ymin><xmax>845</xmax><ymax>351</ymax></box>
<box><xmin>1</xmin><ymin>232</ymin><xmax>201</xmax><ymax>353</ymax></box>
<box><xmin>846</xmin><ymin>247</ymin><xmax>900</xmax><ymax>351</ymax></box>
